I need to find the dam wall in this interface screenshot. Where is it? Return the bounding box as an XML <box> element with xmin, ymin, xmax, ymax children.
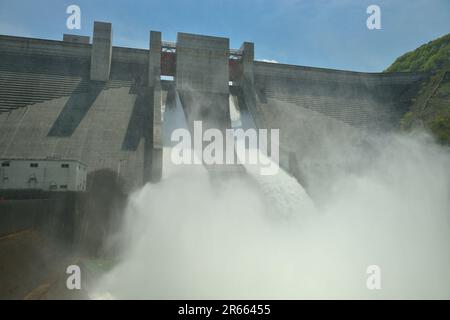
<box><xmin>242</xmin><ymin>60</ymin><xmax>427</xmax><ymax>186</ymax></box>
<box><xmin>0</xmin><ymin>193</ymin><xmax>76</xmax><ymax>242</ymax></box>
<box><xmin>0</xmin><ymin>28</ymin><xmax>153</xmax><ymax>192</ymax></box>
<box><xmin>252</xmin><ymin>61</ymin><xmax>427</xmax><ymax>130</ymax></box>
<box><xmin>0</xmin><ymin>22</ymin><xmax>428</xmax><ymax>191</ymax></box>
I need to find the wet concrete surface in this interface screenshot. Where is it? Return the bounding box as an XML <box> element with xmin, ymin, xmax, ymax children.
<box><xmin>0</xmin><ymin>230</ymin><xmax>89</xmax><ymax>299</ymax></box>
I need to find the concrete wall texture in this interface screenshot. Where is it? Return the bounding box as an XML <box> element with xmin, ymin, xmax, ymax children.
<box><xmin>0</xmin><ymin>21</ymin><xmax>428</xmax><ymax>191</ymax></box>
<box><xmin>0</xmin><ymin>193</ymin><xmax>76</xmax><ymax>240</ymax></box>
<box><xmin>176</xmin><ymin>32</ymin><xmax>231</xmax><ymax>139</ymax></box>
<box><xmin>90</xmin><ymin>22</ymin><xmax>113</xmax><ymax>81</ymax></box>
<box><xmin>176</xmin><ymin>33</ymin><xmax>229</xmax><ymax>94</ymax></box>
<box><xmin>0</xmin><ymin>33</ymin><xmax>148</xmax><ymax>192</ymax></box>
<box><xmin>252</xmin><ymin>61</ymin><xmax>426</xmax><ymax>130</ymax></box>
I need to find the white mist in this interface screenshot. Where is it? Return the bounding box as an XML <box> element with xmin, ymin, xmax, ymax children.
<box><xmin>91</xmin><ymin>129</ymin><xmax>450</xmax><ymax>299</ymax></box>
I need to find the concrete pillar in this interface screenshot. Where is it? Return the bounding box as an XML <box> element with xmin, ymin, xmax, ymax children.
<box><xmin>149</xmin><ymin>31</ymin><xmax>161</xmax><ymax>87</ymax></box>
<box><xmin>176</xmin><ymin>33</ymin><xmax>229</xmax><ymax>94</ymax></box>
<box><xmin>240</xmin><ymin>42</ymin><xmax>265</xmax><ymax>128</ymax></box>
<box><xmin>90</xmin><ymin>22</ymin><xmax>112</xmax><ymax>81</ymax></box>
<box><xmin>175</xmin><ymin>33</ymin><xmax>230</xmax><ymax>131</ymax></box>
<box><xmin>240</xmin><ymin>42</ymin><xmax>269</xmax><ymax>155</ymax></box>
<box><xmin>175</xmin><ymin>33</ymin><xmax>235</xmax><ymax>172</ymax></box>
<box><xmin>147</xmin><ymin>31</ymin><xmax>162</xmax><ymax>183</ymax></box>
<box><xmin>150</xmin><ymin>82</ymin><xmax>162</xmax><ymax>182</ymax></box>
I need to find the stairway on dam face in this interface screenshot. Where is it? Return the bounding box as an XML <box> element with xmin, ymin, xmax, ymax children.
<box><xmin>261</xmin><ymin>88</ymin><xmax>397</xmax><ymax>129</ymax></box>
<box><xmin>0</xmin><ymin>69</ymin><xmax>132</xmax><ymax>114</ymax></box>
<box><xmin>0</xmin><ymin>50</ymin><xmax>137</xmax><ymax>114</ymax></box>
<box><xmin>252</xmin><ymin>61</ymin><xmax>427</xmax><ymax>132</ymax></box>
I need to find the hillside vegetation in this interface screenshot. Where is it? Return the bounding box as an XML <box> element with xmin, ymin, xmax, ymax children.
<box><xmin>385</xmin><ymin>33</ymin><xmax>450</xmax><ymax>145</ymax></box>
<box><xmin>385</xmin><ymin>33</ymin><xmax>450</xmax><ymax>73</ymax></box>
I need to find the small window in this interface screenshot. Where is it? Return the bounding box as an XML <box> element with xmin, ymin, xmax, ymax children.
<box><xmin>61</xmin><ymin>164</ymin><xmax>69</xmax><ymax>168</ymax></box>
<box><xmin>1</xmin><ymin>162</ymin><xmax>10</xmax><ymax>167</ymax></box>
<box><xmin>30</xmin><ymin>163</ymin><xmax>39</xmax><ymax>168</ymax></box>
<box><xmin>60</xmin><ymin>185</ymin><xmax>68</xmax><ymax>189</ymax></box>
<box><xmin>161</xmin><ymin>75</ymin><xmax>174</xmax><ymax>81</ymax></box>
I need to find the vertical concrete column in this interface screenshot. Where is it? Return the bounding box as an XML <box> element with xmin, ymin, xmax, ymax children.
<box><xmin>175</xmin><ymin>33</ymin><xmax>232</xmax><ymax>171</ymax></box>
<box><xmin>175</xmin><ymin>32</ymin><xmax>231</xmax><ymax>134</ymax></box>
<box><xmin>240</xmin><ymin>42</ymin><xmax>265</xmax><ymax>129</ymax></box>
<box><xmin>241</xmin><ymin>42</ymin><xmax>269</xmax><ymax>155</ymax></box>
<box><xmin>148</xmin><ymin>31</ymin><xmax>162</xmax><ymax>182</ymax></box>
<box><xmin>240</xmin><ymin>42</ymin><xmax>254</xmax><ymax>90</ymax></box>
<box><xmin>149</xmin><ymin>31</ymin><xmax>161</xmax><ymax>87</ymax></box>
<box><xmin>90</xmin><ymin>21</ymin><xmax>112</xmax><ymax>81</ymax></box>
<box><xmin>176</xmin><ymin>33</ymin><xmax>229</xmax><ymax>94</ymax></box>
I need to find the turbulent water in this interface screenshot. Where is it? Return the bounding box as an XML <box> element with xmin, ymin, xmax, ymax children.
<box><xmin>91</xmin><ymin>126</ymin><xmax>450</xmax><ymax>299</ymax></box>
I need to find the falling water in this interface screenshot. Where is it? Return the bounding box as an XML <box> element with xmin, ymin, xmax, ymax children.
<box><xmin>90</xmin><ymin>94</ymin><xmax>450</xmax><ymax>299</ymax></box>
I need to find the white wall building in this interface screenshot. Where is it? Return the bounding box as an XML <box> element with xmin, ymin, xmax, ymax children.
<box><xmin>0</xmin><ymin>158</ymin><xmax>87</xmax><ymax>192</ymax></box>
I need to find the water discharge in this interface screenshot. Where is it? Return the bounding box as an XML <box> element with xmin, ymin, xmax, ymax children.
<box><xmin>91</xmin><ymin>93</ymin><xmax>450</xmax><ymax>299</ymax></box>
<box><xmin>91</xmin><ymin>129</ymin><xmax>450</xmax><ymax>299</ymax></box>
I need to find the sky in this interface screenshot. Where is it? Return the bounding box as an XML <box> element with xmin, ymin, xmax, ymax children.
<box><xmin>0</xmin><ymin>0</ymin><xmax>449</xmax><ymax>72</ymax></box>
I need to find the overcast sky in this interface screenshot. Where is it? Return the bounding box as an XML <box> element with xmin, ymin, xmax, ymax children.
<box><xmin>0</xmin><ymin>0</ymin><xmax>449</xmax><ymax>72</ymax></box>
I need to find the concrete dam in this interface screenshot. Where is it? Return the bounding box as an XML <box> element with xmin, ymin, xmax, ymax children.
<box><xmin>0</xmin><ymin>21</ymin><xmax>434</xmax><ymax>298</ymax></box>
<box><xmin>0</xmin><ymin>21</ymin><xmax>427</xmax><ymax>190</ymax></box>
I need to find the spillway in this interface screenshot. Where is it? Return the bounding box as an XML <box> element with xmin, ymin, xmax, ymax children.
<box><xmin>87</xmin><ymin>87</ymin><xmax>450</xmax><ymax>300</ymax></box>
